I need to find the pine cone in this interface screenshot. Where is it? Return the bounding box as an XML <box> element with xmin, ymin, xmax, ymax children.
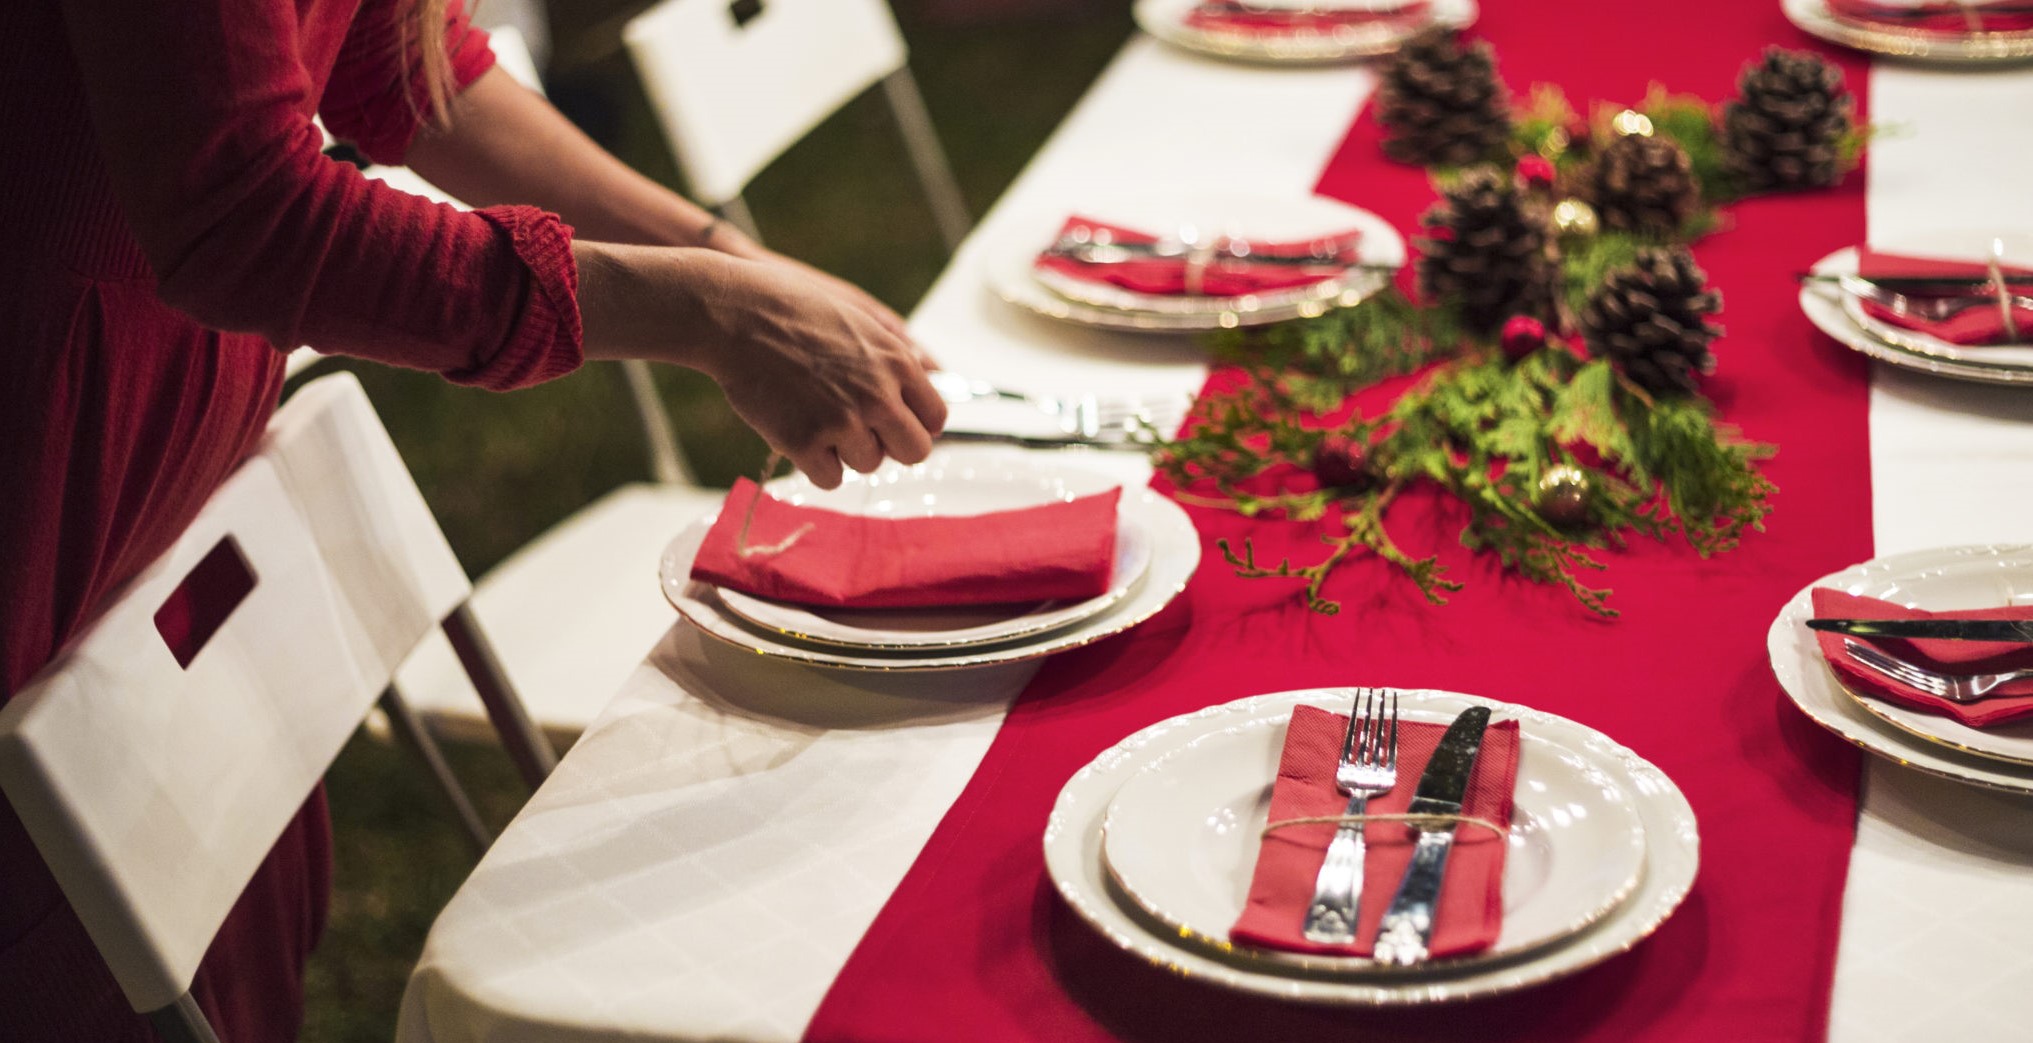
<box><xmin>1721</xmin><ymin>48</ymin><xmax>1855</xmax><ymax>193</ymax></box>
<box><xmin>1589</xmin><ymin>133</ymin><xmax>1700</xmax><ymax>235</ymax></box>
<box><xmin>1374</xmin><ymin>27</ymin><xmax>1513</xmax><ymax>167</ymax></box>
<box><xmin>1414</xmin><ymin>166</ymin><xmax>1557</xmax><ymax>335</ymax></box>
<box><xmin>1579</xmin><ymin>248</ymin><xmax>1723</xmax><ymax>397</ymax></box>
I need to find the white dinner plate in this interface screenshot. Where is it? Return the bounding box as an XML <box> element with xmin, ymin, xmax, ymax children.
<box><xmin>1099</xmin><ymin>697</ymin><xmax>1648</xmax><ymax>975</ymax></box>
<box><xmin>713</xmin><ymin>501</ymin><xmax>1154</xmax><ymax>651</ymax></box>
<box><xmin>1044</xmin><ymin>688</ymin><xmax>1699</xmax><ymax>1006</ymax></box>
<box><xmin>1769</xmin><ymin>544</ymin><xmax>2033</xmax><ymax>793</ymax></box>
<box><xmin>659</xmin><ymin>449</ymin><xmax>1201</xmax><ymax>671</ymax></box>
<box><xmin>1783</xmin><ymin>0</ymin><xmax>2033</xmax><ymax>65</ymax></box>
<box><xmin>723</xmin><ymin>514</ymin><xmax>1154</xmax><ymax>650</ymax></box>
<box><xmin>984</xmin><ymin>192</ymin><xmax>1404</xmax><ymax>334</ymax></box>
<box><xmin>1800</xmin><ymin>246</ymin><xmax>2033</xmax><ymax>386</ymax></box>
<box><xmin>1135</xmin><ymin>0</ymin><xmax>1478</xmax><ymax>65</ymax></box>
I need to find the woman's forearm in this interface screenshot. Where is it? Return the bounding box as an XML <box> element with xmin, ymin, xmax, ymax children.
<box><xmin>406</xmin><ymin>67</ymin><xmax>768</xmax><ymax>259</ymax></box>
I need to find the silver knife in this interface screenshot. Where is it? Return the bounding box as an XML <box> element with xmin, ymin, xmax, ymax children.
<box><xmin>1371</xmin><ymin>705</ymin><xmax>1491</xmax><ymax>966</ymax></box>
<box><xmin>1807</xmin><ymin>618</ymin><xmax>2033</xmax><ymax>643</ymax></box>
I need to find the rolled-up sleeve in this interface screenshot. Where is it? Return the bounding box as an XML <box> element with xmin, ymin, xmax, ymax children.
<box><xmin>60</xmin><ymin>0</ymin><xmax>583</xmax><ymax>391</ymax></box>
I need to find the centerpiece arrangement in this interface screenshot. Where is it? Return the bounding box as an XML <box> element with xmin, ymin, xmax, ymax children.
<box><xmin>1155</xmin><ymin>30</ymin><xmax>1866</xmax><ymax>616</ymax></box>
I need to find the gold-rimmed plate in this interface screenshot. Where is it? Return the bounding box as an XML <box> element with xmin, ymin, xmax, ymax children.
<box><xmin>1783</xmin><ymin>0</ymin><xmax>2033</xmax><ymax>64</ymax></box>
<box><xmin>983</xmin><ymin>192</ymin><xmax>1404</xmax><ymax>334</ymax></box>
<box><xmin>1769</xmin><ymin>544</ymin><xmax>2033</xmax><ymax>794</ymax></box>
<box><xmin>1043</xmin><ymin>688</ymin><xmax>1699</xmax><ymax>1006</ymax></box>
<box><xmin>658</xmin><ymin>449</ymin><xmax>1200</xmax><ymax>672</ymax></box>
<box><xmin>1134</xmin><ymin>0</ymin><xmax>1478</xmax><ymax>65</ymax></box>
<box><xmin>1097</xmin><ymin>692</ymin><xmax>1649</xmax><ymax>977</ymax></box>
<box><xmin>1798</xmin><ymin>245</ymin><xmax>2033</xmax><ymax>387</ymax></box>
<box><xmin>1832</xmin><ymin>670</ymin><xmax>2033</xmax><ymax>767</ymax></box>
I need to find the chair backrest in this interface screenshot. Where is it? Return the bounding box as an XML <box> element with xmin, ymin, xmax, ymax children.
<box><xmin>623</xmin><ymin>0</ymin><xmax>909</xmax><ymax>207</ymax></box>
<box><xmin>261</xmin><ymin>373</ymin><xmax>472</xmax><ymax>679</ymax></box>
<box><xmin>0</xmin><ymin>373</ymin><xmax>470</xmax><ymax>1014</ymax></box>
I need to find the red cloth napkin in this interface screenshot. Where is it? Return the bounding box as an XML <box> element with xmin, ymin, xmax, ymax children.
<box><xmin>1854</xmin><ymin>248</ymin><xmax>2033</xmax><ymax>345</ymax></box>
<box><xmin>1183</xmin><ymin>0</ymin><xmax>1431</xmax><ymax>35</ymax></box>
<box><xmin>689</xmin><ymin>478</ymin><xmax>1120</xmax><ymax>609</ymax></box>
<box><xmin>1229</xmin><ymin>704</ymin><xmax>1520</xmax><ymax>959</ymax></box>
<box><xmin>1812</xmin><ymin>588</ymin><xmax>2033</xmax><ymax>727</ymax></box>
<box><xmin>1034</xmin><ymin>216</ymin><xmax>1361</xmax><ymax>298</ymax></box>
<box><xmin>1826</xmin><ymin>0</ymin><xmax>2033</xmax><ymax>33</ymax></box>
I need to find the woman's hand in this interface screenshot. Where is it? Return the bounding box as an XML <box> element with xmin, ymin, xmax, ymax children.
<box><xmin>574</xmin><ymin>241</ymin><xmax>946</xmax><ymax>489</ymax></box>
<box><xmin>700</xmin><ymin>257</ymin><xmax>947</xmax><ymax>488</ymax></box>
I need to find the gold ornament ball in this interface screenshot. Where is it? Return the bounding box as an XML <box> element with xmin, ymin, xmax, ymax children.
<box><xmin>1611</xmin><ymin>109</ymin><xmax>1655</xmax><ymax>137</ymax></box>
<box><xmin>1552</xmin><ymin>198</ymin><xmax>1600</xmax><ymax>239</ymax></box>
<box><xmin>1536</xmin><ymin>465</ymin><xmax>1594</xmax><ymax>527</ymax></box>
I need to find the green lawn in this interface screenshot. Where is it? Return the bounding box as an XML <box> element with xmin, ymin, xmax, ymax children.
<box><xmin>301</xmin><ymin>6</ymin><xmax>1133</xmax><ymax>1040</ymax></box>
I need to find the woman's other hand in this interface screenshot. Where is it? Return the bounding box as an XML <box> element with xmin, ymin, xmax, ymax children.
<box><xmin>575</xmin><ymin>241</ymin><xmax>946</xmax><ymax>489</ymax></box>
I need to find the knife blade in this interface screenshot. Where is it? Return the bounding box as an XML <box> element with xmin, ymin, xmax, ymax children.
<box><xmin>1371</xmin><ymin>705</ymin><xmax>1491</xmax><ymax>966</ymax></box>
<box><xmin>1807</xmin><ymin>617</ymin><xmax>2033</xmax><ymax>643</ymax></box>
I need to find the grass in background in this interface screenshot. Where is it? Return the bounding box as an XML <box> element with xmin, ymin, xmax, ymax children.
<box><xmin>302</xmin><ymin>5</ymin><xmax>1132</xmax><ymax>1040</ymax></box>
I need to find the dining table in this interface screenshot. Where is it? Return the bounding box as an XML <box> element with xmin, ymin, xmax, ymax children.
<box><xmin>395</xmin><ymin>3</ymin><xmax>2033</xmax><ymax>1041</ymax></box>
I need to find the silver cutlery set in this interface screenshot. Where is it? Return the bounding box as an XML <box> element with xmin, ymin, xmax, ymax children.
<box><xmin>927</xmin><ymin>369</ymin><xmax>1189</xmax><ymax>450</ymax></box>
<box><xmin>1809</xmin><ymin>615</ymin><xmax>2033</xmax><ymax>702</ymax></box>
<box><xmin>1302</xmin><ymin>688</ymin><xmax>1494</xmax><ymax>965</ymax></box>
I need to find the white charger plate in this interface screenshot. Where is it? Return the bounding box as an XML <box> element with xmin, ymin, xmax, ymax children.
<box><xmin>1044</xmin><ymin>688</ymin><xmax>1699</xmax><ymax>1005</ymax></box>
<box><xmin>1099</xmin><ymin>697</ymin><xmax>1648</xmax><ymax>976</ymax></box>
<box><xmin>659</xmin><ymin>450</ymin><xmax>1201</xmax><ymax>671</ymax></box>
<box><xmin>1135</xmin><ymin>0</ymin><xmax>1478</xmax><ymax>65</ymax></box>
<box><xmin>713</xmin><ymin>489</ymin><xmax>1155</xmax><ymax>651</ymax></box>
<box><xmin>1800</xmin><ymin>245</ymin><xmax>2033</xmax><ymax>386</ymax></box>
<box><xmin>1770</xmin><ymin>545</ymin><xmax>2033</xmax><ymax>790</ymax></box>
<box><xmin>984</xmin><ymin>192</ymin><xmax>1404</xmax><ymax>333</ymax></box>
<box><xmin>1783</xmin><ymin>0</ymin><xmax>2033</xmax><ymax>64</ymax></box>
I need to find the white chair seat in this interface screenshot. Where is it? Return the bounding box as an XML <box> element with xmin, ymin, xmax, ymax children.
<box><xmin>393</xmin><ymin>482</ymin><xmax>726</xmax><ymax>743</ymax></box>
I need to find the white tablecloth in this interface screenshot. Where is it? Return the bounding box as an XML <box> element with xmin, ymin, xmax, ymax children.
<box><xmin>396</xmin><ymin>37</ymin><xmax>2033</xmax><ymax>1043</ymax></box>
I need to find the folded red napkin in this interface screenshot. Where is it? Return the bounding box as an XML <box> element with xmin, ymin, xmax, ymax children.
<box><xmin>1034</xmin><ymin>216</ymin><xmax>1361</xmax><ymax>298</ymax></box>
<box><xmin>1812</xmin><ymin>588</ymin><xmax>2033</xmax><ymax>728</ymax></box>
<box><xmin>1826</xmin><ymin>0</ymin><xmax>2033</xmax><ymax>34</ymax></box>
<box><xmin>1854</xmin><ymin>249</ymin><xmax>2033</xmax><ymax>346</ymax></box>
<box><xmin>1229</xmin><ymin>704</ymin><xmax>1520</xmax><ymax>959</ymax></box>
<box><xmin>1183</xmin><ymin>0</ymin><xmax>1431</xmax><ymax>35</ymax></box>
<box><xmin>689</xmin><ymin>479</ymin><xmax>1120</xmax><ymax>610</ymax></box>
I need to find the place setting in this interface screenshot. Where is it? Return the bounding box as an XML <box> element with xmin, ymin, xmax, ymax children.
<box><xmin>1044</xmin><ymin>686</ymin><xmax>1699</xmax><ymax>1005</ymax></box>
<box><xmin>1770</xmin><ymin>544</ymin><xmax>2033</xmax><ymax>793</ymax></box>
<box><xmin>1784</xmin><ymin>0</ymin><xmax>2033</xmax><ymax>62</ymax></box>
<box><xmin>1798</xmin><ymin>232</ymin><xmax>2033</xmax><ymax>386</ymax></box>
<box><xmin>657</xmin><ymin>447</ymin><xmax>1201</xmax><ymax>671</ymax></box>
<box><xmin>1134</xmin><ymin>0</ymin><xmax>1479</xmax><ymax>64</ymax></box>
<box><xmin>982</xmin><ymin>191</ymin><xmax>1404</xmax><ymax>334</ymax></box>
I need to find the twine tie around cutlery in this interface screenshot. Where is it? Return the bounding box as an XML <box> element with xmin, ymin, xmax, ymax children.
<box><xmin>1990</xmin><ymin>238</ymin><xmax>2021</xmax><ymax>342</ymax></box>
<box><xmin>735</xmin><ymin>452</ymin><xmax>814</xmax><ymax>559</ymax></box>
<box><xmin>1262</xmin><ymin>812</ymin><xmax>1509</xmax><ymax>840</ymax></box>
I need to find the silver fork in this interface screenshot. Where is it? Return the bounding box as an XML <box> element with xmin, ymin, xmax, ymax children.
<box><xmin>1302</xmin><ymin>688</ymin><xmax>1400</xmax><ymax>944</ymax></box>
<box><xmin>927</xmin><ymin>371</ymin><xmax>1191</xmax><ymax>439</ymax></box>
<box><xmin>1837</xmin><ymin>274</ymin><xmax>2033</xmax><ymax>323</ymax></box>
<box><xmin>1843</xmin><ymin>639</ymin><xmax>2033</xmax><ymax>703</ymax></box>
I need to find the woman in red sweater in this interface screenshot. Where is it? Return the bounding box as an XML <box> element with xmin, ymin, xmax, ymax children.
<box><xmin>0</xmin><ymin>0</ymin><xmax>947</xmax><ymax>1037</ymax></box>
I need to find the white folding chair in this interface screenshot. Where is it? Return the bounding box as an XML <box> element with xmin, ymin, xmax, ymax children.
<box><xmin>623</xmin><ymin>0</ymin><xmax>972</xmax><ymax>250</ymax></box>
<box><xmin>0</xmin><ymin>372</ymin><xmax>552</xmax><ymax>1043</ymax></box>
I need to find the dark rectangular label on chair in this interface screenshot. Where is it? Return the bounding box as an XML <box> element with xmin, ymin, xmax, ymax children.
<box><xmin>153</xmin><ymin>536</ymin><xmax>256</xmax><ymax>668</ymax></box>
<box><xmin>728</xmin><ymin>0</ymin><xmax>764</xmax><ymax>28</ymax></box>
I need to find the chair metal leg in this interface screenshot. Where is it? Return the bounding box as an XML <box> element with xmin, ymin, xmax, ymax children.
<box><xmin>716</xmin><ymin>195</ymin><xmax>764</xmax><ymax>244</ymax></box>
<box><xmin>147</xmin><ymin>993</ymin><xmax>223</xmax><ymax>1043</ymax></box>
<box><xmin>616</xmin><ymin>360</ymin><xmax>694</xmax><ymax>487</ymax></box>
<box><xmin>378</xmin><ymin>686</ymin><xmax>492</xmax><ymax>855</ymax></box>
<box><xmin>442</xmin><ymin>602</ymin><xmax>558</xmax><ymax>790</ymax></box>
<box><xmin>881</xmin><ymin>68</ymin><xmax>972</xmax><ymax>253</ymax></box>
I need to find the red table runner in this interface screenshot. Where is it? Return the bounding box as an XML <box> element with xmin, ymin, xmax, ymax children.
<box><xmin>807</xmin><ymin>4</ymin><xmax>1872</xmax><ymax>1040</ymax></box>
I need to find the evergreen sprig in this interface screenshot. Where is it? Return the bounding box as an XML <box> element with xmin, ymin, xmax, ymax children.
<box><xmin>1155</xmin><ymin>346</ymin><xmax>1776</xmax><ymax>617</ymax></box>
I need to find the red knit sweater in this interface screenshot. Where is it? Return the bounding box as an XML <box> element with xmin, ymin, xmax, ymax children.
<box><xmin>0</xmin><ymin>0</ymin><xmax>583</xmax><ymax>1037</ymax></box>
